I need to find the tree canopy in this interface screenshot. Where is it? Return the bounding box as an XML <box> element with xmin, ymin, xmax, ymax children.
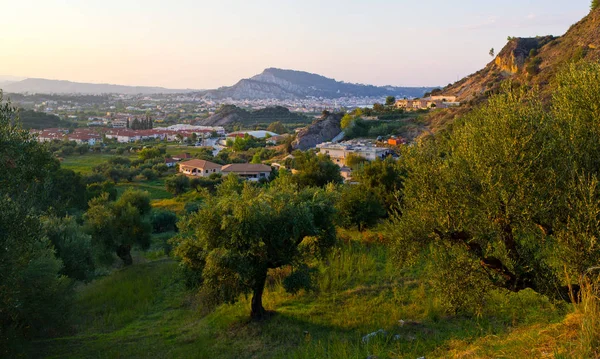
<box><xmin>173</xmin><ymin>183</ymin><xmax>337</xmax><ymax>319</ymax></box>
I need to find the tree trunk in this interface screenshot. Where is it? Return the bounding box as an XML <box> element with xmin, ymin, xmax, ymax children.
<box><xmin>116</xmin><ymin>244</ymin><xmax>133</xmax><ymax>266</ymax></box>
<box><xmin>250</xmin><ymin>269</ymin><xmax>268</xmax><ymax>320</ymax></box>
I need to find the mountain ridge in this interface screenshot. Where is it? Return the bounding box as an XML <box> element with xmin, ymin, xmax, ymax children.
<box><xmin>199</xmin><ymin>68</ymin><xmax>432</xmax><ymax>100</ymax></box>
<box><xmin>0</xmin><ymin>78</ymin><xmax>193</xmax><ymax>95</ymax></box>
<box><xmin>1</xmin><ymin>69</ymin><xmax>432</xmax><ymax>98</ymax></box>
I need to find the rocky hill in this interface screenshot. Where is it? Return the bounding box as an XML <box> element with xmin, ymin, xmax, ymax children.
<box><xmin>292</xmin><ymin>112</ymin><xmax>342</xmax><ymax>150</ymax></box>
<box><xmin>443</xmin><ymin>8</ymin><xmax>600</xmax><ymax>103</ymax></box>
<box><xmin>198</xmin><ymin>105</ymin><xmax>310</xmax><ymax>127</ymax></box>
<box><xmin>422</xmin><ymin>7</ymin><xmax>600</xmax><ymax>132</ymax></box>
<box><xmin>201</xmin><ymin>68</ymin><xmax>432</xmax><ymax>100</ymax></box>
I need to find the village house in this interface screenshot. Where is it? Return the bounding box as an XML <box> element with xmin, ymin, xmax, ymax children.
<box><xmin>395</xmin><ymin>95</ymin><xmax>460</xmax><ymax>111</ymax></box>
<box><xmin>165</xmin><ymin>158</ymin><xmax>177</xmax><ymax>168</ymax></box>
<box><xmin>179</xmin><ymin>159</ymin><xmax>222</xmax><ymax>177</ymax></box>
<box><xmin>172</xmin><ymin>153</ymin><xmax>193</xmax><ymax>161</ymax></box>
<box><xmin>221</xmin><ymin>163</ymin><xmax>272</xmax><ymax>182</ymax></box>
<box><xmin>317</xmin><ymin>142</ymin><xmax>391</xmax><ymax>166</ymax></box>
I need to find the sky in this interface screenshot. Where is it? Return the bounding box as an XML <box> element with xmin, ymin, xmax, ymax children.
<box><xmin>0</xmin><ymin>0</ymin><xmax>592</xmax><ymax>89</ymax></box>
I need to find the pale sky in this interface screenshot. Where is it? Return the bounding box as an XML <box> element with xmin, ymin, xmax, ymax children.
<box><xmin>0</xmin><ymin>0</ymin><xmax>591</xmax><ymax>89</ymax></box>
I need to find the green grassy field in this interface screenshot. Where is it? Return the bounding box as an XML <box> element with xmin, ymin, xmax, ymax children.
<box><xmin>35</xmin><ymin>234</ymin><xmax>584</xmax><ymax>359</ymax></box>
<box><xmin>117</xmin><ymin>179</ymin><xmax>172</xmax><ymax>201</ymax></box>
<box><xmin>60</xmin><ymin>153</ymin><xmax>139</xmax><ymax>174</ymax></box>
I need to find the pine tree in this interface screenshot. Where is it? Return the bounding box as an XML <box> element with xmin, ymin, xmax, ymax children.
<box><xmin>592</xmin><ymin>0</ymin><xmax>599</xmax><ymax>10</ymax></box>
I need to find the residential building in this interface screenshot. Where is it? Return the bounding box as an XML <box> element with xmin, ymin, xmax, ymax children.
<box><xmin>172</xmin><ymin>153</ymin><xmax>193</xmax><ymax>161</ymax></box>
<box><xmin>179</xmin><ymin>159</ymin><xmax>222</xmax><ymax>177</ymax></box>
<box><xmin>165</xmin><ymin>158</ymin><xmax>177</xmax><ymax>168</ymax></box>
<box><xmin>317</xmin><ymin>142</ymin><xmax>391</xmax><ymax>166</ymax></box>
<box><xmin>221</xmin><ymin>163</ymin><xmax>272</xmax><ymax>182</ymax></box>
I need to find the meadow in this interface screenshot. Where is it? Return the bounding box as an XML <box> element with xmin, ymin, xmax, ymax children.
<box><xmin>60</xmin><ymin>153</ymin><xmax>135</xmax><ymax>174</ymax></box>
<box><xmin>35</xmin><ymin>230</ymin><xmax>591</xmax><ymax>359</ymax></box>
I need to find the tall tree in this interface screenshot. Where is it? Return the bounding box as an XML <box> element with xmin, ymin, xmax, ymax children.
<box><xmin>84</xmin><ymin>190</ymin><xmax>152</xmax><ymax>265</ymax></box>
<box><xmin>173</xmin><ymin>184</ymin><xmax>336</xmax><ymax>319</ymax></box>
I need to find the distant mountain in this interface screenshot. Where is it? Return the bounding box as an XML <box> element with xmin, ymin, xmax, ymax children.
<box><xmin>200</xmin><ymin>68</ymin><xmax>432</xmax><ymax>100</ymax></box>
<box><xmin>198</xmin><ymin>105</ymin><xmax>310</xmax><ymax>127</ymax></box>
<box><xmin>1</xmin><ymin>78</ymin><xmax>193</xmax><ymax>95</ymax></box>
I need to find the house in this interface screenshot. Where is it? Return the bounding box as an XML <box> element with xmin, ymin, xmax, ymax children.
<box><xmin>340</xmin><ymin>166</ymin><xmax>353</xmax><ymax>182</ymax></box>
<box><xmin>112</xmin><ymin>119</ymin><xmax>128</xmax><ymax>128</ymax></box>
<box><xmin>221</xmin><ymin>163</ymin><xmax>272</xmax><ymax>182</ymax></box>
<box><xmin>165</xmin><ymin>158</ymin><xmax>177</xmax><ymax>168</ymax></box>
<box><xmin>179</xmin><ymin>159</ymin><xmax>222</xmax><ymax>177</ymax></box>
<box><xmin>317</xmin><ymin>142</ymin><xmax>391</xmax><ymax>166</ymax></box>
<box><xmin>172</xmin><ymin>153</ymin><xmax>192</xmax><ymax>161</ymax></box>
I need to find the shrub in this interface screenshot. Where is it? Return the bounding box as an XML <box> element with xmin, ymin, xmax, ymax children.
<box><xmin>150</xmin><ymin>209</ymin><xmax>178</xmax><ymax>233</ymax></box>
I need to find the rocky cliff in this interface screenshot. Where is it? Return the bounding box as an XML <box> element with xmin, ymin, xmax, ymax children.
<box><xmin>292</xmin><ymin>113</ymin><xmax>342</xmax><ymax>150</ymax></box>
<box><xmin>422</xmin><ymin>8</ymin><xmax>600</xmax><ymax>133</ymax></box>
<box><xmin>443</xmin><ymin>8</ymin><xmax>600</xmax><ymax>104</ymax></box>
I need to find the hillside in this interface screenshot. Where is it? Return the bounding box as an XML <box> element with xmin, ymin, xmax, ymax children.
<box><xmin>419</xmin><ymin>7</ymin><xmax>600</xmax><ymax>133</ymax></box>
<box><xmin>201</xmin><ymin>68</ymin><xmax>432</xmax><ymax>100</ymax></box>
<box><xmin>444</xmin><ymin>8</ymin><xmax>600</xmax><ymax>104</ymax></box>
<box><xmin>198</xmin><ymin>105</ymin><xmax>310</xmax><ymax>127</ymax></box>
<box><xmin>1</xmin><ymin>78</ymin><xmax>193</xmax><ymax>95</ymax></box>
<box><xmin>18</xmin><ymin>109</ymin><xmax>72</xmax><ymax>129</ymax></box>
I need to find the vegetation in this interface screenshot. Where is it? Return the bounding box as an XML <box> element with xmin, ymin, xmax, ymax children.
<box><xmin>5</xmin><ymin>60</ymin><xmax>600</xmax><ymax>359</ymax></box>
<box><xmin>173</xmin><ymin>182</ymin><xmax>337</xmax><ymax>319</ymax></box>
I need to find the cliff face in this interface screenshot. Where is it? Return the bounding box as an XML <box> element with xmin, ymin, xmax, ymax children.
<box><xmin>421</xmin><ymin>8</ymin><xmax>600</xmax><ymax>133</ymax></box>
<box><xmin>292</xmin><ymin>113</ymin><xmax>342</xmax><ymax>150</ymax></box>
<box><xmin>444</xmin><ymin>8</ymin><xmax>600</xmax><ymax>104</ymax></box>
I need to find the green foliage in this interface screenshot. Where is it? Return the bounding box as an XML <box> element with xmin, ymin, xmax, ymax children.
<box><xmin>17</xmin><ymin>108</ymin><xmax>72</xmax><ymax>129</ymax></box>
<box><xmin>592</xmin><ymin>0</ymin><xmax>599</xmax><ymax>10</ymax></box>
<box><xmin>190</xmin><ymin>175</ymin><xmax>222</xmax><ymax>193</ymax></box>
<box><xmin>231</xmin><ymin>134</ymin><xmax>265</xmax><ymax>151</ymax></box>
<box><xmin>42</xmin><ymin>215</ymin><xmax>95</xmax><ymax>281</ymax></box>
<box><xmin>353</xmin><ymin>157</ymin><xmax>406</xmax><ymax>211</ymax></box>
<box><xmin>0</xmin><ymin>95</ymin><xmax>73</xmax><ymax>347</ymax></box>
<box><xmin>172</xmin><ymin>184</ymin><xmax>337</xmax><ymax>319</ymax></box>
<box><xmin>266</xmin><ymin>121</ymin><xmax>287</xmax><ymax>134</ymax></box>
<box><xmin>344</xmin><ymin>153</ymin><xmax>367</xmax><ymax>169</ymax></box>
<box><xmin>335</xmin><ymin>184</ymin><xmax>386</xmax><ymax>231</ymax></box>
<box><xmin>340</xmin><ymin>113</ymin><xmax>355</xmax><ymax>129</ymax></box>
<box><xmin>0</xmin><ymin>197</ymin><xmax>73</xmax><ymax>345</ymax></box>
<box><xmin>390</xmin><ymin>64</ymin><xmax>600</xmax><ymax>311</ymax></box>
<box><xmin>385</xmin><ymin>96</ymin><xmax>396</xmax><ymax>106</ymax></box>
<box><xmin>84</xmin><ymin>190</ymin><xmax>152</xmax><ymax>265</ymax></box>
<box><xmin>165</xmin><ymin>174</ymin><xmax>190</xmax><ymax>195</ymax></box>
<box><xmin>150</xmin><ymin>209</ymin><xmax>178</xmax><ymax>233</ymax></box>
<box><xmin>292</xmin><ymin>151</ymin><xmax>343</xmax><ymax>188</ymax></box>
<box><xmin>138</xmin><ymin>147</ymin><xmax>161</xmax><ymax>161</ymax></box>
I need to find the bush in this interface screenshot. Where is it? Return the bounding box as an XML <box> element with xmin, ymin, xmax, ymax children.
<box><xmin>141</xmin><ymin>168</ymin><xmax>158</xmax><ymax>181</ymax></box>
<box><xmin>165</xmin><ymin>175</ymin><xmax>190</xmax><ymax>195</ymax></box>
<box><xmin>150</xmin><ymin>210</ymin><xmax>178</xmax><ymax>233</ymax></box>
<box><xmin>42</xmin><ymin>216</ymin><xmax>96</xmax><ymax>281</ymax></box>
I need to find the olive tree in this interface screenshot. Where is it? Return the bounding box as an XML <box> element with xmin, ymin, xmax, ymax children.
<box><xmin>173</xmin><ymin>183</ymin><xmax>336</xmax><ymax>319</ymax></box>
<box><xmin>84</xmin><ymin>190</ymin><xmax>152</xmax><ymax>265</ymax></box>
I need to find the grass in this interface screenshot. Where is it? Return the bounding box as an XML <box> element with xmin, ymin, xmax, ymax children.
<box><xmin>36</xmin><ymin>233</ymin><xmax>591</xmax><ymax>359</ymax></box>
<box><xmin>60</xmin><ymin>153</ymin><xmax>134</xmax><ymax>174</ymax></box>
<box><xmin>116</xmin><ymin>179</ymin><xmax>172</xmax><ymax>200</ymax></box>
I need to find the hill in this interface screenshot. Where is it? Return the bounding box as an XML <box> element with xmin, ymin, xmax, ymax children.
<box><xmin>420</xmin><ymin>7</ymin><xmax>600</xmax><ymax>133</ymax></box>
<box><xmin>444</xmin><ymin>8</ymin><xmax>600</xmax><ymax>103</ymax></box>
<box><xmin>198</xmin><ymin>105</ymin><xmax>310</xmax><ymax>127</ymax></box>
<box><xmin>18</xmin><ymin>109</ymin><xmax>72</xmax><ymax>129</ymax></box>
<box><xmin>1</xmin><ymin>78</ymin><xmax>193</xmax><ymax>95</ymax></box>
<box><xmin>201</xmin><ymin>68</ymin><xmax>432</xmax><ymax>100</ymax></box>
